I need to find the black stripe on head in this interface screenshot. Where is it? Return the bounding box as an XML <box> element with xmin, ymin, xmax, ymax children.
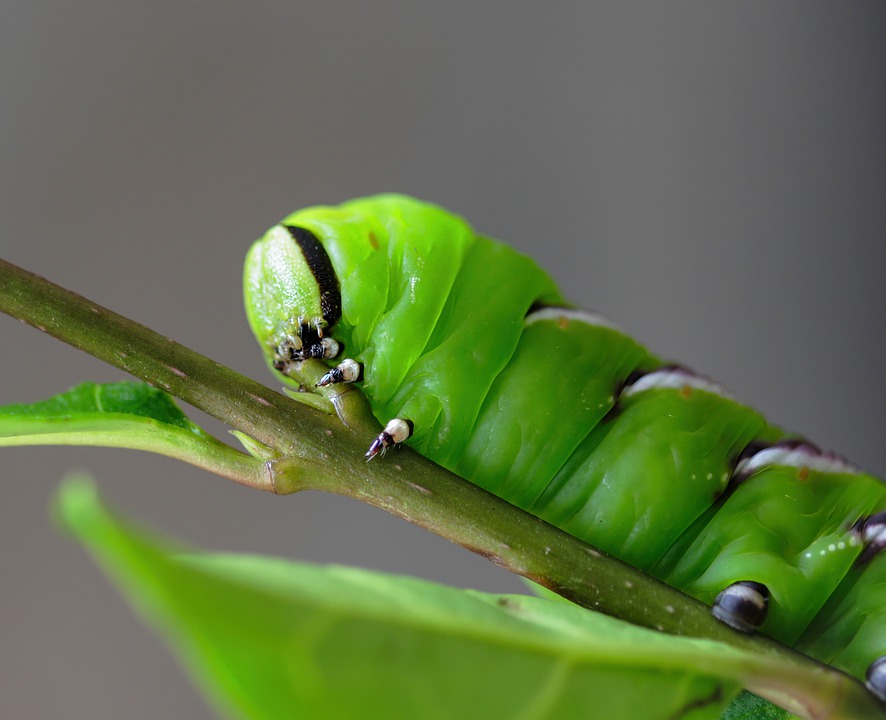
<box><xmin>285</xmin><ymin>225</ymin><xmax>342</xmax><ymax>328</ymax></box>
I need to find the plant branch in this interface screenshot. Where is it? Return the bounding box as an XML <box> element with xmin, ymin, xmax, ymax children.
<box><xmin>0</xmin><ymin>259</ymin><xmax>347</xmax><ymax>456</ymax></box>
<box><xmin>1</xmin><ymin>257</ymin><xmax>882</xmax><ymax>719</ymax></box>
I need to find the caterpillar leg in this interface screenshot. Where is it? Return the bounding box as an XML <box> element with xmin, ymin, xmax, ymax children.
<box><xmin>868</xmin><ymin>657</ymin><xmax>886</xmax><ymax>703</ymax></box>
<box><xmin>366</xmin><ymin>418</ymin><xmax>413</xmax><ymax>460</ymax></box>
<box><xmin>272</xmin><ymin>335</ymin><xmax>340</xmax><ymax>382</ymax></box>
<box><xmin>711</xmin><ymin>581</ymin><xmax>770</xmax><ymax>633</ymax></box>
<box><xmin>316</xmin><ymin>358</ymin><xmax>363</xmax><ymax>387</ymax></box>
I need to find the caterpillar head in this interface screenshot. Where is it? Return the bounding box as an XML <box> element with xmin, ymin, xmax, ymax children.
<box><xmin>244</xmin><ymin>224</ymin><xmax>342</xmax><ymax>370</ymax></box>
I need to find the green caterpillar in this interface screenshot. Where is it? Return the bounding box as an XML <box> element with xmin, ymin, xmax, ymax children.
<box><xmin>243</xmin><ymin>194</ymin><xmax>886</xmax><ymax>698</ymax></box>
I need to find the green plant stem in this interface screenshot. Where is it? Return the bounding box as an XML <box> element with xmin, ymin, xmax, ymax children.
<box><xmin>0</xmin><ymin>417</ymin><xmax>272</xmax><ymax>489</ymax></box>
<box><xmin>0</xmin><ymin>259</ymin><xmax>334</xmax><ymax>457</ymax></box>
<box><xmin>0</xmin><ymin>257</ymin><xmax>882</xmax><ymax>719</ymax></box>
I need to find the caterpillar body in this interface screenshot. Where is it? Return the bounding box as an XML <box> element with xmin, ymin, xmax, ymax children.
<box><xmin>243</xmin><ymin>194</ymin><xmax>886</xmax><ymax>689</ymax></box>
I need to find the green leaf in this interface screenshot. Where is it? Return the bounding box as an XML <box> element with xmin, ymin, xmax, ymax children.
<box><xmin>0</xmin><ymin>382</ymin><xmax>269</xmax><ymax>488</ymax></box>
<box><xmin>720</xmin><ymin>691</ymin><xmax>797</xmax><ymax>720</ymax></box>
<box><xmin>59</xmin><ymin>476</ymin><xmax>842</xmax><ymax>720</ymax></box>
<box><xmin>1</xmin><ymin>380</ymin><xmax>204</xmax><ymax>428</ymax></box>
<box><xmin>522</xmin><ymin>586</ymin><xmax>798</xmax><ymax>719</ymax></box>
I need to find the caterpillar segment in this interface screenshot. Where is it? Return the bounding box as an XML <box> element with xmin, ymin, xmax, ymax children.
<box><xmin>244</xmin><ymin>194</ymin><xmax>886</xmax><ymax>690</ymax></box>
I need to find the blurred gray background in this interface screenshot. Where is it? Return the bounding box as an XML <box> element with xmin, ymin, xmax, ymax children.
<box><xmin>2</xmin><ymin>2</ymin><xmax>885</xmax><ymax>717</ymax></box>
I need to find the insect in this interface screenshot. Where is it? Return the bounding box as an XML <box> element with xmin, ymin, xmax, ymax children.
<box><xmin>243</xmin><ymin>193</ymin><xmax>886</xmax><ymax>688</ymax></box>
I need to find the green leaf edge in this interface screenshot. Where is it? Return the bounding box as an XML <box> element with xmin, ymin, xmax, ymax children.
<box><xmin>0</xmin><ymin>382</ymin><xmax>267</xmax><ymax>486</ymax></box>
<box><xmin>56</xmin><ymin>476</ymin><xmax>857</xmax><ymax>720</ymax></box>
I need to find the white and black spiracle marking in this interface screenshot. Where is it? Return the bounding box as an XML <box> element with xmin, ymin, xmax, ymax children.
<box><xmin>711</xmin><ymin>580</ymin><xmax>770</xmax><ymax>633</ymax></box>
